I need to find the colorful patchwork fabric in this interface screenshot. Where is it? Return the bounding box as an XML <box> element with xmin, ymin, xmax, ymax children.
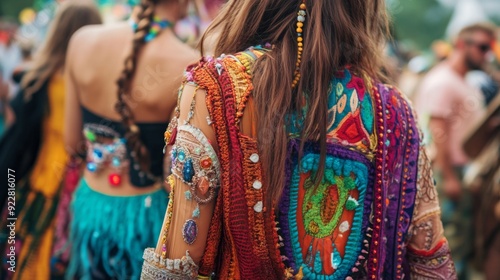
<box><xmin>146</xmin><ymin>46</ymin><xmax>455</xmax><ymax>279</ymax></box>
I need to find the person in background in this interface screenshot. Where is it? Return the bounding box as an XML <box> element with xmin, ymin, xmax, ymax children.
<box><xmin>415</xmin><ymin>23</ymin><xmax>497</xmax><ymax>279</ymax></box>
<box><xmin>63</xmin><ymin>0</ymin><xmax>198</xmax><ymax>278</ymax></box>
<box><xmin>0</xmin><ymin>23</ymin><xmax>22</xmax><ymax>99</ymax></box>
<box><xmin>141</xmin><ymin>0</ymin><xmax>455</xmax><ymax>279</ymax></box>
<box><xmin>0</xmin><ymin>23</ymin><xmax>22</xmax><ymax>137</ymax></box>
<box><xmin>0</xmin><ymin>1</ymin><xmax>102</xmax><ymax>280</ymax></box>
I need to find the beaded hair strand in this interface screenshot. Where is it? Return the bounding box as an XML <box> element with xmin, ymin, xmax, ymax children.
<box><xmin>115</xmin><ymin>0</ymin><xmax>158</xmax><ymax>174</ymax></box>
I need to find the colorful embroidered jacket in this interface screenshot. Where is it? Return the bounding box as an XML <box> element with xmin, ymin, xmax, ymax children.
<box><xmin>141</xmin><ymin>48</ymin><xmax>457</xmax><ymax>279</ymax></box>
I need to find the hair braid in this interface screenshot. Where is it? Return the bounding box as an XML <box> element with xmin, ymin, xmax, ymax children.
<box><xmin>115</xmin><ymin>0</ymin><xmax>158</xmax><ymax>175</ymax></box>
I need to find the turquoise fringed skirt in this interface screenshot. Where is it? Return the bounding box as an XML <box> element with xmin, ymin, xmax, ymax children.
<box><xmin>66</xmin><ymin>179</ymin><xmax>168</xmax><ymax>280</ymax></box>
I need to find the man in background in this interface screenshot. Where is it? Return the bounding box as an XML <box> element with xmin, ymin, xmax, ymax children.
<box><xmin>416</xmin><ymin>23</ymin><xmax>497</xmax><ymax>279</ymax></box>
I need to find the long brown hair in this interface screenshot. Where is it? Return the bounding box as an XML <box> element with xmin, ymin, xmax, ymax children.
<box><xmin>22</xmin><ymin>0</ymin><xmax>102</xmax><ymax>98</ymax></box>
<box><xmin>201</xmin><ymin>0</ymin><xmax>390</xmax><ymax>206</ymax></box>
<box><xmin>115</xmin><ymin>0</ymin><xmax>160</xmax><ymax>174</ymax></box>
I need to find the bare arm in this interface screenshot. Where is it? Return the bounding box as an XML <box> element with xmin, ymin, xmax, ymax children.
<box><xmin>142</xmin><ymin>84</ymin><xmax>218</xmax><ymax>279</ymax></box>
<box><xmin>64</xmin><ymin>35</ymin><xmax>84</xmax><ymax>156</ymax></box>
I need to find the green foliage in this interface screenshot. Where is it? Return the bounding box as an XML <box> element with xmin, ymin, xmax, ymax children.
<box><xmin>0</xmin><ymin>0</ymin><xmax>35</xmax><ymax>22</ymax></box>
<box><xmin>388</xmin><ymin>0</ymin><xmax>453</xmax><ymax>50</ymax></box>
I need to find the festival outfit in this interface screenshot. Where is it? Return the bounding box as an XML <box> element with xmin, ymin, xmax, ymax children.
<box><xmin>66</xmin><ymin>107</ymin><xmax>169</xmax><ymax>280</ymax></box>
<box><xmin>0</xmin><ymin>73</ymin><xmax>68</xmax><ymax>280</ymax></box>
<box><xmin>141</xmin><ymin>48</ymin><xmax>456</xmax><ymax>279</ymax></box>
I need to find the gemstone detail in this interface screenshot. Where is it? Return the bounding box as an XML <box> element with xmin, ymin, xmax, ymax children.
<box><xmin>183</xmin><ymin>159</ymin><xmax>195</xmax><ymax>182</ymax></box>
<box><xmin>339</xmin><ymin>221</ymin><xmax>350</xmax><ymax>233</ymax></box>
<box><xmin>177</xmin><ymin>149</ymin><xmax>186</xmax><ymax>162</ymax></box>
<box><xmin>200</xmin><ymin>157</ymin><xmax>213</xmax><ymax>169</ymax></box>
<box><xmin>109</xmin><ymin>173</ymin><xmax>121</xmax><ymax>187</ymax></box>
<box><xmin>87</xmin><ymin>162</ymin><xmax>97</xmax><ymax>172</ymax></box>
<box><xmin>250</xmin><ymin>153</ymin><xmax>259</xmax><ymax>163</ymax></box>
<box><xmin>182</xmin><ymin>219</ymin><xmax>198</xmax><ymax>245</ymax></box>
<box><xmin>254</xmin><ymin>201</ymin><xmax>263</xmax><ymax>213</ymax></box>
<box><xmin>192</xmin><ymin>205</ymin><xmax>200</xmax><ymax>218</ymax></box>
<box><xmin>253</xmin><ymin>180</ymin><xmax>262</xmax><ymax>190</ymax></box>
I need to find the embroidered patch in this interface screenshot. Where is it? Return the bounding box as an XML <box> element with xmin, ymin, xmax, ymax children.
<box><xmin>280</xmin><ymin>143</ymin><xmax>372</xmax><ymax>279</ymax></box>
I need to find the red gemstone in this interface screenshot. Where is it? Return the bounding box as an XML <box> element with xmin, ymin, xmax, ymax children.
<box><xmin>109</xmin><ymin>173</ymin><xmax>122</xmax><ymax>187</ymax></box>
<box><xmin>201</xmin><ymin>157</ymin><xmax>212</xmax><ymax>169</ymax></box>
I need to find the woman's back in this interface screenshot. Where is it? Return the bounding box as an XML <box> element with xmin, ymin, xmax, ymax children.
<box><xmin>64</xmin><ymin>1</ymin><xmax>200</xmax><ymax>278</ymax></box>
<box><xmin>70</xmin><ymin>23</ymin><xmax>197</xmax><ymax>121</ymax></box>
<box><xmin>65</xmin><ymin>21</ymin><xmax>198</xmax><ymax>193</ymax></box>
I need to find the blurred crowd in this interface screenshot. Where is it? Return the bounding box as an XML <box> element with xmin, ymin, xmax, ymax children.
<box><xmin>0</xmin><ymin>0</ymin><xmax>499</xmax><ymax>279</ymax></box>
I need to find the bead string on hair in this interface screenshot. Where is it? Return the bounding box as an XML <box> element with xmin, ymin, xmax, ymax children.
<box><xmin>292</xmin><ymin>0</ymin><xmax>306</xmax><ymax>89</ymax></box>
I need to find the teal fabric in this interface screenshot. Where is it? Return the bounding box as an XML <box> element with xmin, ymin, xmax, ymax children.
<box><xmin>66</xmin><ymin>179</ymin><xmax>168</xmax><ymax>280</ymax></box>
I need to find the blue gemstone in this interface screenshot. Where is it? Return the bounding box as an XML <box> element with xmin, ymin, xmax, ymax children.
<box><xmin>177</xmin><ymin>150</ymin><xmax>186</xmax><ymax>162</ymax></box>
<box><xmin>183</xmin><ymin>159</ymin><xmax>195</xmax><ymax>182</ymax></box>
<box><xmin>87</xmin><ymin>162</ymin><xmax>97</xmax><ymax>172</ymax></box>
<box><xmin>106</xmin><ymin>145</ymin><xmax>116</xmax><ymax>153</ymax></box>
<box><xmin>192</xmin><ymin>206</ymin><xmax>200</xmax><ymax>218</ymax></box>
<box><xmin>182</xmin><ymin>219</ymin><xmax>198</xmax><ymax>245</ymax></box>
<box><xmin>93</xmin><ymin>148</ymin><xmax>103</xmax><ymax>159</ymax></box>
<box><xmin>112</xmin><ymin>157</ymin><xmax>121</xmax><ymax>167</ymax></box>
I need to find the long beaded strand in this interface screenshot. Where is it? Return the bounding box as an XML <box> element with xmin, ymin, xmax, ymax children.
<box><xmin>292</xmin><ymin>0</ymin><xmax>307</xmax><ymax>88</ymax></box>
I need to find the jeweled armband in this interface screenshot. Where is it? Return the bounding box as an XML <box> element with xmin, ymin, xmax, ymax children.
<box><xmin>170</xmin><ymin>125</ymin><xmax>221</xmax><ymax>245</ymax></box>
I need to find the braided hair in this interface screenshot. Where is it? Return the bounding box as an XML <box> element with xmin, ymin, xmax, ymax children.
<box><xmin>115</xmin><ymin>0</ymin><xmax>159</xmax><ymax>176</ymax></box>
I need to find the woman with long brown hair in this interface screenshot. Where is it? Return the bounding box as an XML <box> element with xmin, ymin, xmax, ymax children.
<box><xmin>63</xmin><ymin>0</ymin><xmax>198</xmax><ymax>278</ymax></box>
<box><xmin>141</xmin><ymin>0</ymin><xmax>457</xmax><ymax>279</ymax></box>
<box><xmin>0</xmin><ymin>1</ymin><xmax>102</xmax><ymax>279</ymax></box>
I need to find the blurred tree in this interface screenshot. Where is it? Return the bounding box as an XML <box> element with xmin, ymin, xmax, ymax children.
<box><xmin>0</xmin><ymin>0</ymin><xmax>35</xmax><ymax>22</ymax></box>
<box><xmin>388</xmin><ymin>0</ymin><xmax>453</xmax><ymax>51</ymax></box>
